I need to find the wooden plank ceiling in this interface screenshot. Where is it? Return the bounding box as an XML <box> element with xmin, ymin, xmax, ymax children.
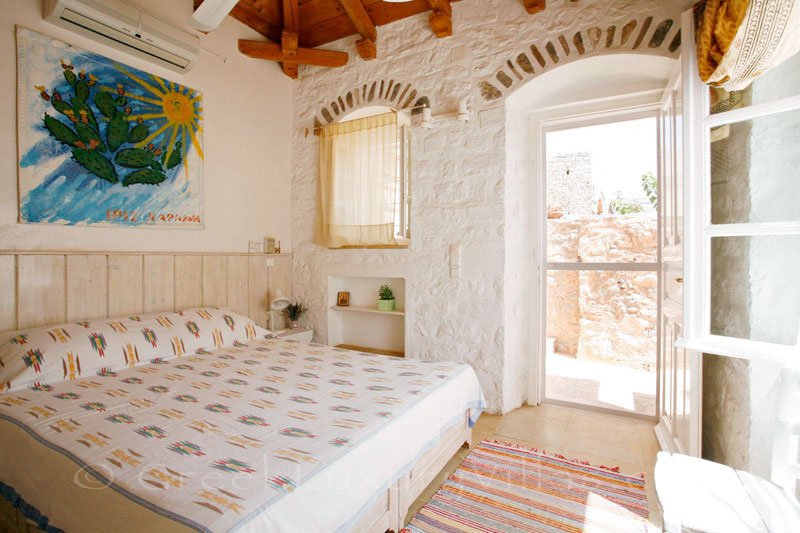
<box><xmin>198</xmin><ymin>0</ymin><xmax>563</xmax><ymax>79</ymax></box>
<box><xmin>196</xmin><ymin>0</ymin><xmax>461</xmax><ymax>78</ymax></box>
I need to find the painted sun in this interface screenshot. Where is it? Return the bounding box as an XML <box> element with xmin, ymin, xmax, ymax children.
<box><xmin>112</xmin><ymin>63</ymin><xmax>204</xmax><ymax>179</ymax></box>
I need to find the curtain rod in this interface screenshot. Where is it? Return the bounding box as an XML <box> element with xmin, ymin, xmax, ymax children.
<box><xmin>304</xmin><ymin>104</ymin><xmax>427</xmax><ymax>137</ymax></box>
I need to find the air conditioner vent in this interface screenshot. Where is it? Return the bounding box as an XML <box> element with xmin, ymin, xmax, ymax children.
<box><xmin>44</xmin><ymin>0</ymin><xmax>200</xmax><ymax>73</ymax></box>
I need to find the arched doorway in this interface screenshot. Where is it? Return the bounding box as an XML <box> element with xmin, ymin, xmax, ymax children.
<box><xmin>505</xmin><ymin>53</ymin><xmax>679</xmax><ymax>419</ymax></box>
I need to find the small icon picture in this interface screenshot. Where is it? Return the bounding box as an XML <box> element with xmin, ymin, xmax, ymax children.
<box><xmin>337</xmin><ymin>292</ymin><xmax>350</xmax><ymax>306</ymax></box>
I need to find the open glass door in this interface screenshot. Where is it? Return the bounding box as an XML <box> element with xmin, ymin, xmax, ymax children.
<box><xmin>542</xmin><ymin>114</ymin><xmax>660</xmax><ymax>417</ymax></box>
<box><xmin>654</xmin><ymin>10</ymin><xmax>702</xmax><ymax>457</ymax></box>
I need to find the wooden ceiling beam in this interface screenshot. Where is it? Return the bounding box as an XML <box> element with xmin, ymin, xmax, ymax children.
<box><xmin>522</xmin><ymin>0</ymin><xmax>546</xmax><ymax>15</ymax></box>
<box><xmin>281</xmin><ymin>0</ymin><xmax>300</xmax><ymax>78</ymax></box>
<box><xmin>282</xmin><ymin>62</ymin><xmax>299</xmax><ymax>78</ymax></box>
<box><xmin>195</xmin><ymin>0</ymin><xmax>282</xmax><ymax>42</ymax></box>
<box><xmin>338</xmin><ymin>0</ymin><xmax>378</xmax><ymax>60</ymax></box>
<box><xmin>249</xmin><ymin>0</ymin><xmax>283</xmax><ymax>25</ymax></box>
<box><xmin>338</xmin><ymin>0</ymin><xmax>377</xmax><ymax>43</ymax></box>
<box><xmin>231</xmin><ymin>0</ymin><xmax>465</xmax><ymax>54</ymax></box>
<box><xmin>282</xmin><ymin>0</ymin><xmax>299</xmax><ymax>31</ymax></box>
<box><xmin>428</xmin><ymin>0</ymin><xmax>451</xmax><ymax>18</ymax></box>
<box><xmin>299</xmin><ymin>0</ymin><xmax>425</xmax><ymax>49</ymax></box>
<box><xmin>355</xmin><ymin>37</ymin><xmax>376</xmax><ymax>60</ymax></box>
<box><xmin>282</xmin><ymin>30</ymin><xmax>299</xmax><ymax>55</ymax></box>
<box><xmin>428</xmin><ymin>0</ymin><xmax>452</xmax><ymax>38</ymax></box>
<box><xmin>281</xmin><ymin>29</ymin><xmax>300</xmax><ymax>78</ymax></box>
<box><xmin>239</xmin><ymin>40</ymin><xmax>349</xmax><ymax>67</ymax></box>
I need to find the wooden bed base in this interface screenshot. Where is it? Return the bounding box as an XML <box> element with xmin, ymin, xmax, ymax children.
<box><xmin>0</xmin><ymin>497</ymin><xmax>38</xmax><ymax>533</ymax></box>
<box><xmin>353</xmin><ymin>410</ymin><xmax>473</xmax><ymax>533</ymax></box>
<box><xmin>0</xmin><ymin>412</ymin><xmax>472</xmax><ymax>533</ymax></box>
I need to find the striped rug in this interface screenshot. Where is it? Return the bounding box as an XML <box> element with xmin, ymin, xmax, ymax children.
<box><xmin>402</xmin><ymin>439</ymin><xmax>649</xmax><ymax>533</ymax></box>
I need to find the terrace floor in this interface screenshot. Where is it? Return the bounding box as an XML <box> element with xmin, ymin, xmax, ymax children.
<box><xmin>546</xmin><ymin>351</ymin><xmax>657</xmax><ymax>417</ymax></box>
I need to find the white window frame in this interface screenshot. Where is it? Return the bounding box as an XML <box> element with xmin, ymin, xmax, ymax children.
<box><xmin>397</xmin><ymin>121</ymin><xmax>412</xmax><ymax>242</ymax></box>
<box><xmin>677</xmin><ymin>35</ymin><xmax>800</xmax><ymax>362</ymax></box>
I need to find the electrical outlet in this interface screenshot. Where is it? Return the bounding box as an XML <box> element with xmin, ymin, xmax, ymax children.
<box><xmin>265</xmin><ymin>257</ymin><xmax>275</xmax><ymax>268</ymax></box>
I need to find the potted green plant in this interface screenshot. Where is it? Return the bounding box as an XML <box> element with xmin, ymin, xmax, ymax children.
<box><xmin>377</xmin><ymin>285</ymin><xmax>395</xmax><ymax>311</ymax></box>
<box><xmin>282</xmin><ymin>302</ymin><xmax>308</xmax><ymax>329</ymax></box>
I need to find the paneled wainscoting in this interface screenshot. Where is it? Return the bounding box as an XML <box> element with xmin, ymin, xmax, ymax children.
<box><xmin>0</xmin><ymin>251</ymin><xmax>292</xmax><ymax>334</ymax></box>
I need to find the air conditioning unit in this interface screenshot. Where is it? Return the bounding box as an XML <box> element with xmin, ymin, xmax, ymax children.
<box><xmin>43</xmin><ymin>0</ymin><xmax>200</xmax><ymax>73</ymax></box>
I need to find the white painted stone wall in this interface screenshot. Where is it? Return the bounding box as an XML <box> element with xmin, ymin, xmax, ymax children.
<box><xmin>291</xmin><ymin>0</ymin><xmax>689</xmax><ymax>413</ymax></box>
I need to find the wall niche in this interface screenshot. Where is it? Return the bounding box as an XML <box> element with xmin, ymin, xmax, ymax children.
<box><xmin>327</xmin><ymin>275</ymin><xmax>405</xmax><ymax>357</ymax></box>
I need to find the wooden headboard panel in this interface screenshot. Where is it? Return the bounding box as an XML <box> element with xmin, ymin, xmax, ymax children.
<box><xmin>0</xmin><ymin>251</ymin><xmax>293</xmax><ymax>337</ymax></box>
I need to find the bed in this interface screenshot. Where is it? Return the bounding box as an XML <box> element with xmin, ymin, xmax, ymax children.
<box><xmin>0</xmin><ymin>295</ymin><xmax>484</xmax><ymax>532</ymax></box>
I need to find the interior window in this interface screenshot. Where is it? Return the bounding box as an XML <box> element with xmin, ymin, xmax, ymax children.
<box><xmin>315</xmin><ymin>106</ymin><xmax>411</xmax><ymax>249</ymax></box>
<box><xmin>706</xmin><ymin>54</ymin><xmax>800</xmax><ymax>351</ymax></box>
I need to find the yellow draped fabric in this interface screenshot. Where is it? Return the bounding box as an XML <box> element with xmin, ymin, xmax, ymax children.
<box><xmin>696</xmin><ymin>0</ymin><xmax>751</xmax><ymax>85</ymax></box>
<box><xmin>315</xmin><ymin>112</ymin><xmax>400</xmax><ymax>249</ymax></box>
<box><xmin>696</xmin><ymin>0</ymin><xmax>800</xmax><ymax>90</ymax></box>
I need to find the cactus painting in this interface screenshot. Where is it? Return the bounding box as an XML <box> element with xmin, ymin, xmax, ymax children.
<box><xmin>16</xmin><ymin>28</ymin><xmax>203</xmax><ymax>227</ymax></box>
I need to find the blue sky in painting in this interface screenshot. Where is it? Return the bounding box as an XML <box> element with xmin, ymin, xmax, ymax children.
<box><xmin>18</xmin><ymin>29</ymin><xmax>203</xmax><ymax>226</ymax></box>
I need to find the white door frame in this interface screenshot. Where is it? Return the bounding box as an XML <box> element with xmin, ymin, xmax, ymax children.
<box><xmin>651</xmin><ymin>10</ymin><xmax>703</xmax><ymax>457</ymax></box>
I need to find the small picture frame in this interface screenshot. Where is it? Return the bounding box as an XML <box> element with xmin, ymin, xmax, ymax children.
<box><xmin>264</xmin><ymin>237</ymin><xmax>276</xmax><ymax>254</ymax></box>
<box><xmin>337</xmin><ymin>292</ymin><xmax>350</xmax><ymax>306</ymax></box>
<box><xmin>248</xmin><ymin>240</ymin><xmax>265</xmax><ymax>253</ymax></box>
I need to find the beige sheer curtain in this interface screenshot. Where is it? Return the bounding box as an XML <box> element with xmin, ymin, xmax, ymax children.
<box><xmin>315</xmin><ymin>112</ymin><xmax>400</xmax><ymax>249</ymax></box>
<box><xmin>697</xmin><ymin>0</ymin><xmax>800</xmax><ymax>90</ymax></box>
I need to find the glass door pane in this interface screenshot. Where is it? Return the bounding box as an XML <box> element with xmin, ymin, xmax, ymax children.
<box><xmin>546</xmin><ymin>269</ymin><xmax>658</xmax><ymax>415</ymax></box>
<box><xmin>546</xmin><ymin>119</ymin><xmax>659</xmax><ymax>263</ymax></box>
<box><xmin>544</xmin><ymin>117</ymin><xmax>659</xmax><ymax>417</ymax></box>
<box><xmin>711</xmin><ymin>235</ymin><xmax>800</xmax><ymax>345</ymax></box>
<box><xmin>710</xmin><ymin>109</ymin><xmax>800</xmax><ymax>224</ymax></box>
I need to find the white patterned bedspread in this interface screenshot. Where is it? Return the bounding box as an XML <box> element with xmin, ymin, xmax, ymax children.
<box><xmin>0</xmin><ymin>338</ymin><xmax>484</xmax><ymax>532</ymax></box>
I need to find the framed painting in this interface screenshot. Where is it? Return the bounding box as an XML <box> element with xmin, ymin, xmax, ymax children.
<box><xmin>16</xmin><ymin>27</ymin><xmax>203</xmax><ymax>227</ymax></box>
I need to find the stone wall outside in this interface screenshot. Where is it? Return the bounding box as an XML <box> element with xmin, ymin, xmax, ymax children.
<box><xmin>547</xmin><ymin>212</ymin><xmax>657</xmax><ymax>371</ymax></box>
<box><xmin>547</xmin><ymin>152</ymin><xmax>595</xmax><ymax>216</ymax></box>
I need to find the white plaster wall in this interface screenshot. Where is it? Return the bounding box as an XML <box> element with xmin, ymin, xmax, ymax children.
<box><xmin>291</xmin><ymin>0</ymin><xmax>688</xmax><ymax>413</ymax></box>
<box><xmin>503</xmin><ymin>104</ymin><xmax>530</xmax><ymax>411</ymax></box>
<box><xmin>0</xmin><ymin>0</ymin><xmax>293</xmax><ymax>252</ymax></box>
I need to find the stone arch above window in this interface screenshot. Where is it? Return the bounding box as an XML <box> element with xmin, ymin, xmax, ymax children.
<box><xmin>312</xmin><ymin>80</ymin><xmax>431</xmax><ymax>131</ymax></box>
<box><xmin>478</xmin><ymin>16</ymin><xmax>681</xmax><ymax>103</ymax></box>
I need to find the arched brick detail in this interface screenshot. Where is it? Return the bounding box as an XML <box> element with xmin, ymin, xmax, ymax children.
<box><xmin>313</xmin><ymin>80</ymin><xmax>431</xmax><ymax>128</ymax></box>
<box><xmin>478</xmin><ymin>15</ymin><xmax>681</xmax><ymax>103</ymax></box>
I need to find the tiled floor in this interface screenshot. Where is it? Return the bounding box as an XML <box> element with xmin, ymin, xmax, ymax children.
<box><xmin>404</xmin><ymin>403</ymin><xmax>662</xmax><ymax>531</ymax></box>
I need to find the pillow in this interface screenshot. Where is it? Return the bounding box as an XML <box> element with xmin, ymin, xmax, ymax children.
<box><xmin>0</xmin><ymin>307</ymin><xmax>271</xmax><ymax>393</ymax></box>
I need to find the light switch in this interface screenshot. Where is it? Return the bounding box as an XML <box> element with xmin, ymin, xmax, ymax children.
<box><xmin>265</xmin><ymin>257</ymin><xmax>275</xmax><ymax>268</ymax></box>
<box><xmin>449</xmin><ymin>244</ymin><xmax>461</xmax><ymax>269</ymax></box>
<box><xmin>450</xmin><ymin>244</ymin><xmax>461</xmax><ymax>278</ymax></box>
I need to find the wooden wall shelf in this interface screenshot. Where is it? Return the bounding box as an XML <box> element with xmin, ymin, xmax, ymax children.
<box><xmin>330</xmin><ymin>305</ymin><xmax>405</xmax><ymax>316</ymax></box>
<box><xmin>336</xmin><ymin>344</ymin><xmax>404</xmax><ymax>358</ymax></box>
